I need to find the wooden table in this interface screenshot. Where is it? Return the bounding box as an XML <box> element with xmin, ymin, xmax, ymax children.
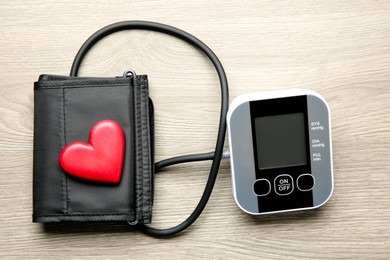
<box><xmin>0</xmin><ymin>1</ymin><xmax>389</xmax><ymax>259</ymax></box>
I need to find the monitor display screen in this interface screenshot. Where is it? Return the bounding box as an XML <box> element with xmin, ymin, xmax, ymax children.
<box><xmin>254</xmin><ymin>113</ymin><xmax>307</xmax><ymax>170</ymax></box>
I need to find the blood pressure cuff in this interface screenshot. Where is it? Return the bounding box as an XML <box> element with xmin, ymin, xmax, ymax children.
<box><xmin>33</xmin><ymin>74</ymin><xmax>154</xmax><ymax>224</ymax></box>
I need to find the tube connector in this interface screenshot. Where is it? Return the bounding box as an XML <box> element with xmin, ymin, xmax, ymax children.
<box><xmin>222</xmin><ymin>150</ymin><xmax>230</xmax><ymax>160</ymax></box>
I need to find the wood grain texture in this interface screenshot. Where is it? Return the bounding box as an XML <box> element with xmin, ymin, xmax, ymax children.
<box><xmin>0</xmin><ymin>0</ymin><xmax>389</xmax><ymax>259</ymax></box>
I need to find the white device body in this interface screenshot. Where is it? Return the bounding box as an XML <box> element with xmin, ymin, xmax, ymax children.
<box><xmin>227</xmin><ymin>89</ymin><xmax>333</xmax><ymax>215</ymax></box>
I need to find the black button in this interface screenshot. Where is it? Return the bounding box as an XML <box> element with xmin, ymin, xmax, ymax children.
<box><xmin>297</xmin><ymin>174</ymin><xmax>315</xmax><ymax>191</ymax></box>
<box><xmin>274</xmin><ymin>174</ymin><xmax>294</xmax><ymax>196</ymax></box>
<box><xmin>253</xmin><ymin>179</ymin><xmax>271</xmax><ymax>196</ymax></box>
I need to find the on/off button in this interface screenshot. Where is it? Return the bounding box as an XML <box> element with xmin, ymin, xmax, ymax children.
<box><xmin>274</xmin><ymin>174</ymin><xmax>294</xmax><ymax>196</ymax></box>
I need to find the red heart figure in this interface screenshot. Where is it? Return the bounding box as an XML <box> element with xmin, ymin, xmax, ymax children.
<box><xmin>59</xmin><ymin>120</ymin><xmax>125</xmax><ymax>183</ymax></box>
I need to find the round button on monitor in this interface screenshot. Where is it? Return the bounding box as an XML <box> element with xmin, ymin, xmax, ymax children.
<box><xmin>253</xmin><ymin>179</ymin><xmax>271</xmax><ymax>196</ymax></box>
<box><xmin>274</xmin><ymin>174</ymin><xmax>294</xmax><ymax>196</ymax></box>
<box><xmin>297</xmin><ymin>174</ymin><xmax>315</xmax><ymax>191</ymax></box>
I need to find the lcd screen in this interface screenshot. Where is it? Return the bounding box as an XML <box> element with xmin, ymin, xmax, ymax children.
<box><xmin>254</xmin><ymin>113</ymin><xmax>307</xmax><ymax>170</ymax></box>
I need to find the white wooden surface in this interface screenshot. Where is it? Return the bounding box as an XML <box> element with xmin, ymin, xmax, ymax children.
<box><xmin>0</xmin><ymin>1</ymin><xmax>389</xmax><ymax>259</ymax></box>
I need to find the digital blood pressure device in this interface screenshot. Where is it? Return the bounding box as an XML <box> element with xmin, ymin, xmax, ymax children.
<box><xmin>227</xmin><ymin>89</ymin><xmax>333</xmax><ymax>215</ymax></box>
<box><xmin>34</xmin><ymin>20</ymin><xmax>335</xmax><ymax>237</ymax></box>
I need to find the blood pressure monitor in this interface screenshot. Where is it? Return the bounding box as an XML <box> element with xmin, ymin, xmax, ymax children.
<box><xmin>227</xmin><ymin>89</ymin><xmax>333</xmax><ymax>215</ymax></box>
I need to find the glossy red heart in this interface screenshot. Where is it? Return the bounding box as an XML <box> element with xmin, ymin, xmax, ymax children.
<box><xmin>59</xmin><ymin>120</ymin><xmax>125</xmax><ymax>183</ymax></box>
